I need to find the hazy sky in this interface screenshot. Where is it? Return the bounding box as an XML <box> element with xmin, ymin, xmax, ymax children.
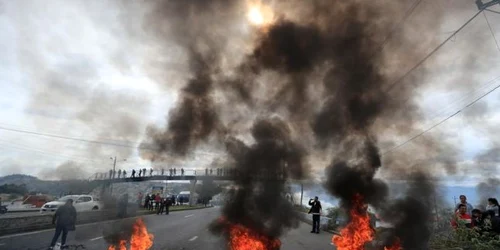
<box><xmin>0</xmin><ymin>0</ymin><xmax>499</xmax><ymax>185</ymax></box>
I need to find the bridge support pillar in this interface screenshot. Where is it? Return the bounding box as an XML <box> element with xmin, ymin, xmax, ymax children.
<box><xmin>189</xmin><ymin>179</ymin><xmax>197</xmax><ymax>206</ymax></box>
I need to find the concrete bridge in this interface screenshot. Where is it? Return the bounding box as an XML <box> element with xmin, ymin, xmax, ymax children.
<box><xmin>89</xmin><ymin>168</ymin><xmax>289</xmax><ymax>206</ymax></box>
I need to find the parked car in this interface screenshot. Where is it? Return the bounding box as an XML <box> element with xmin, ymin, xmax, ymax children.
<box><xmin>40</xmin><ymin>195</ymin><xmax>103</xmax><ymax>213</ymax></box>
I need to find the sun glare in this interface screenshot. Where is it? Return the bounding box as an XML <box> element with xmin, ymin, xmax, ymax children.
<box><xmin>248</xmin><ymin>7</ymin><xmax>264</xmax><ymax>26</ymax></box>
<box><xmin>246</xmin><ymin>1</ymin><xmax>274</xmax><ymax>27</ymax></box>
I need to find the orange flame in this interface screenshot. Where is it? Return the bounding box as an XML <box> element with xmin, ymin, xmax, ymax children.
<box><xmin>107</xmin><ymin>218</ymin><xmax>154</xmax><ymax>250</ymax></box>
<box><xmin>384</xmin><ymin>238</ymin><xmax>402</xmax><ymax>250</ymax></box>
<box><xmin>332</xmin><ymin>194</ymin><xmax>374</xmax><ymax>250</ymax></box>
<box><xmin>218</xmin><ymin>217</ymin><xmax>280</xmax><ymax>250</ymax></box>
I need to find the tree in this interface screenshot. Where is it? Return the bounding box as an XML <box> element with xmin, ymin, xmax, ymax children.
<box><xmin>0</xmin><ymin>184</ymin><xmax>28</xmax><ymax>195</ymax></box>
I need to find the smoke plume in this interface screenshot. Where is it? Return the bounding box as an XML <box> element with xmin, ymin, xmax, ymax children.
<box><xmin>141</xmin><ymin>0</ymin><xmax>462</xmax><ymax>248</ymax></box>
<box><xmin>39</xmin><ymin>161</ymin><xmax>89</xmax><ymax>181</ymax></box>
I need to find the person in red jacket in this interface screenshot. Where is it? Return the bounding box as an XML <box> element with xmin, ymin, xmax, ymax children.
<box><xmin>452</xmin><ymin>204</ymin><xmax>472</xmax><ymax>229</ymax></box>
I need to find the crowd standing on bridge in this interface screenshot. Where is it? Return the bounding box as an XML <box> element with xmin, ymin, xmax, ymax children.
<box><xmin>95</xmin><ymin>167</ymin><xmax>236</xmax><ymax>180</ymax></box>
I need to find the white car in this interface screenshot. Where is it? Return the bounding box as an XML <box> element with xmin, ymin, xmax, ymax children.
<box><xmin>40</xmin><ymin>195</ymin><xmax>103</xmax><ymax>213</ymax></box>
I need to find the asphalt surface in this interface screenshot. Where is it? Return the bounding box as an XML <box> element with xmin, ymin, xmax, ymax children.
<box><xmin>0</xmin><ymin>207</ymin><xmax>334</xmax><ymax>250</ymax></box>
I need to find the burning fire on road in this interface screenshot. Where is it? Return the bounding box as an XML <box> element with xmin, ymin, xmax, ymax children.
<box><xmin>216</xmin><ymin>217</ymin><xmax>281</xmax><ymax>250</ymax></box>
<box><xmin>107</xmin><ymin>218</ymin><xmax>153</xmax><ymax>250</ymax></box>
<box><xmin>332</xmin><ymin>194</ymin><xmax>374</xmax><ymax>250</ymax></box>
<box><xmin>332</xmin><ymin>194</ymin><xmax>402</xmax><ymax>250</ymax></box>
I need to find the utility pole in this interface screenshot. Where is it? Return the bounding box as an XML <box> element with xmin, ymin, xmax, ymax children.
<box><xmin>112</xmin><ymin>156</ymin><xmax>117</xmax><ymax>178</ymax></box>
<box><xmin>476</xmin><ymin>0</ymin><xmax>500</xmax><ymax>10</ymax></box>
<box><xmin>109</xmin><ymin>157</ymin><xmax>126</xmax><ymax>195</ymax></box>
<box><xmin>300</xmin><ymin>183</ymin><xmax>303</xmax><ymax>207</ymax></box>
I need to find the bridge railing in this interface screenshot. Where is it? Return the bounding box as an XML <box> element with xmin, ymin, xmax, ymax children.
<box><xmin>89</xmin><ymin>168</ymin><xmax>236</xmax><ymax>180</ymax></box>
<box><xmin>88</xmin><ymin>168</ymin><xmax>287</xmax><ymax>181</ymax></box>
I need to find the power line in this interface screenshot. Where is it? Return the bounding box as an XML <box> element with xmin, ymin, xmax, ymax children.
<box><xmin>376</xmin><ymin>0</ymin><xmax>423</xmax><ymax>53</ymax></box>
<box><xmin>485</xmin><ymin>8</ymin><xmax>500</xmax><ymax>15</ymax></box>
<box><xmin>0</xmin><ymin>125</ymin><xmax>221</xmax><ymax>157</ymax></box>
<box><xmin>483</xmin><ymin>11</ymin><xmax>500</xmax><ymax>53</ymax></box>
<box><xmin>384</xmin><ymin>10</ymin><xmax>484</xmax><ymax>93</ymax></box>
<box><xmin>0</xmin><ymin>125</ymin><xmax>141</xmax><ymax>149</ymax></box>
<box><xmin>382</xmin><ymin>75</ymin><xmax>500</xmax><ymax>155</ymax></box>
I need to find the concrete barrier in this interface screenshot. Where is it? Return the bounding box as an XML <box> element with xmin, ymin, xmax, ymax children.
<box><xmin>0</xmin><ymin>206</ymin><xmax>208</xmax><ymax>236</ymax></box>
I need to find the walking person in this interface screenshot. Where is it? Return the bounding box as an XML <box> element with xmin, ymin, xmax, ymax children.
<box><xmin>144</xmin><ymin>194</ymin><xmax>150</xmax><ymax>209</ymax></box>
<box><xmin>48</xmin><ymin>199</ymin><xmax>77</xmax><ymax>249</ymax></box>
<box><xmin>157</xmin><ymin>198</ymin><xmax>166</xmax><ymax>215</ymax></box>
<box><xmin>165</xmin><ymin>198</ymin><xmax>172</xmax><ymax>215</ymax></box>
<box><xmin>308</xmin><ymin>196</ymin><xmax>322</xmax><ymax>234</ymax></box>
<box><xmin>123</xmin><ymin>170</ymin><xmax>127</xmax><ymax>178</ymax></box>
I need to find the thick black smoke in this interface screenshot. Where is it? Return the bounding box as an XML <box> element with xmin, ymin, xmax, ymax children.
<box><xmin>211</xmin><ymin>117</ymin><xmax>308</xmax><ymax>239</ymax></box>
<box><xmin>142</xmin><ymin>0</ymin><xmax>449</xmax><ymax>248</ymax></box>
<box><xmin>377</xmin><ymin>173</ymin><xmax>436</xmax><ymax>250</ymax></box>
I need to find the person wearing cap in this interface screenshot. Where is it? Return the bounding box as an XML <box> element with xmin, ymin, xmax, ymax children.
<box><xmin>48</xmin><ymin>199</ymin><xmax>77</xmax><ymax>249</ymax></box>
<box><xmin>308</xmin><ymin>196</ymin><xmax>322</xmax><ymax>234</ymax></box>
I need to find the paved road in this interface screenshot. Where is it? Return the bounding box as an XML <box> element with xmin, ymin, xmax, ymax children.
<box><xmin>0</xmin><ymin>207</ymin><xmax>334</xmax><ymax>250</ymax></box>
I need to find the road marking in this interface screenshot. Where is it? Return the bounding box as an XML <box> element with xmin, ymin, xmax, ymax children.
<box><xmin>184</xmin><ymin>214</ymin><xmax>194</xmax><ymax>218</ymax></box>
<box><xmin>189</xmin><ymin>236</ymin><xmax>198</xmax><ymax>241</ymax></box>
<box><xmin>90</xmin><ymin>236</ymin><xmax>103</xmax><ymax>241</ymax></box>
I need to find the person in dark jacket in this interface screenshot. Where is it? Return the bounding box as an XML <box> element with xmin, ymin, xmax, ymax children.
<box><xmin>49</xmin><ymin>199</ymin><xmax>77</xmax><ymax>249</ymax></box>
<box><xmin>308</xmin><ymin>196</ymin><xmax>322</xmax><ymax>234</ymax></box>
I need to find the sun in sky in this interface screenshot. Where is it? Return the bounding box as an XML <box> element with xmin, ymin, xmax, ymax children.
<box><xmin>246</xmin><ymin>1</ymin><xmax>274</xmax><ymax>27</ymax></box>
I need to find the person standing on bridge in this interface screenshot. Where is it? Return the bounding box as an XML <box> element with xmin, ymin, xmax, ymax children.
<box><xmin>131</xmin><ymin>169</ymin><xmax>136</xmax><ymax>178</ymax></box>
<box><xmin>123</xmin><ymin>170</ymin><xmax>127</xmax><ymax>178</ymax></box>
<box><xmin>161</xmin><ymin>168</ymin><xmax>165</xmax><ymax>176</ymax></box>
<box><xmin>150</xmin><ymin>168</ymin><xmax>153</xmax><ymax>176</ymax></box>
<box><xmin>117</xmin><ymin>169</ymin><xmax>122</xmax><ymax>178</ymax></box>
<box><xmin>138</xmin><ymin>169</ymin><xmax>142</xmax><ymax>177</ymax></box>
<box><xmin>109</xmin><ymin>169</ymin><xmax>113</xmax><ymax>179</ymax></box>
<box><xmin>181</xmin><ymin>168</ymin><xmax>185</xmax><ymax>176</ymax></box>
<box><xmin>174</xmin><ymin>168</ymin><xmax>177</xmax><ymax>176</ymax></box>
<box><xmin>48</xmin><ymin>199</ymin><xmax>77</xmax><ymax>249</ymax></box>
<box><xmin>143</xmin><ymin>168</ymin><xmax>147</xmax><ymax>177</ymax></box>
<box><xmin>308</xmin><ymin>196</ymin><xmax>322</xmax><ymax>234</ymax></box>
